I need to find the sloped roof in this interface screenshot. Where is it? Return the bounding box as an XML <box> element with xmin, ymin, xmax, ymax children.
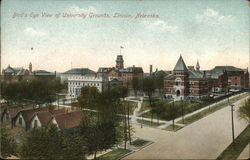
<box><xmin>30</xmin><ymin>70</ymin><xmax>55</xmax><ymax>76</ymax></box>
<box><xmin>62</xmin><ymin>68</ymin><xmax>95</xmax><ymax>75</ymax></box>
<box><xmin>7</xmin><ymin>104</ymin><xmax>34</xmax><ymax>119</ymax></box>
<box><xmin>20</xmin><ymin>107</ymin><xmax>49</xmax><ymax>123</ymax></box>
<box><xmin>173</xmin><ymin>55</ymin><xmax>188</xmax><ymax>71</ymax></box>
<box><xmin>188</xmin><ymin>70</ymin><xmax>204</xmax><ymax>79</ymax></box>
<box><xmin>54</xmin><ymin>111</ymin><xmax>85</xmax><ymax>129</ymax></box>
<box><xmin>98</xmin><ymin>66</ymin><xmax>143</xmax><ymax>73</ymax></box>
<box><xmin>36</xmin><ymin>112</ymin><xmax>53</xmax><ymax>127</ymax></box>
<box><xmin>164</xmin><ymin>74</ymin><xmax>174</xmax><ymax>80</ymax></box>
<box><xmin>211</xmin><ymin>66</ymin><xmax>244</xmax><ymax>72</ymax></box>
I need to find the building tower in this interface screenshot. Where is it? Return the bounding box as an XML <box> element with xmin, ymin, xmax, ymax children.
<box><xmin>196</xmin><ymin>59</ymin><xmax>200</xmax><ymax>71</ymax></box>
<box><xmin>116</xmin><ymin>55</ymin><xmax>124</xmax><ymax>69</ymax></box>
<box><xmin>29</xmin><ymin>62</ymin><xmax>32</xmax><ymax>72</ymax></box>
<box><xmin>173</xmin><ymin>55</ymin><xmax>189</xmax><ymax>100</ymax></box>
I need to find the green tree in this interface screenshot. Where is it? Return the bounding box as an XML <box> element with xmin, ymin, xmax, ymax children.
<box><xmin>0</xmin><ymin>123</ymin><xmax>17</xmax><ymax>158</ymax></box>
<box><xmin>132</xmin><ymin>77</ymin><xmax>141</xmax><ymax>97</ymax></box>
<box><xmin>20</xmin><ymin>124</ymin><xmax>62</xmax><ymax>159</ymax></box>
<box><xmin>238</xmin><ymin>98</ymin><xmax>250</xmax><ymax>123</ymax></box>
<box><xmin>77</xmin><ymin>86</ymin><xmax>101</xmax><ymax>110</ymax></box>
<box><xmin>142</xmin><ymin>77</ymin><xmax>156</xmax><ymax>124</ymax></box>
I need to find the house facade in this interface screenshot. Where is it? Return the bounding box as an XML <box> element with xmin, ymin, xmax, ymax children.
<box><xmin>164</xmin><ymin>55</ymin><xmax>229</xmax><ymax>100</ymax></box>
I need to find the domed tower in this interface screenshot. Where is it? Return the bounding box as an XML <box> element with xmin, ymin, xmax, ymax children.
<box><xmin>173</xmin><ymin>55</ymin><xmax>189</xmax><ymax>100</ymax></box>
<box><xmin>196</xmin><ymin>59</ymin><xmax>200</xmax><ymax>71</ymax></box>
<box><xmin>116</xmin><ymin>55</ymin><xmax>124</xmax><ymax>69</ymax></box>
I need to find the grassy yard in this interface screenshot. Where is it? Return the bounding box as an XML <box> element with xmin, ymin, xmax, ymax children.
<box><xmin>130</xmin><ymin>139</ymin><xmax>150</xmax><ymax>148</ymax></box>
<box><xmin>178</xmin><ymin>93</ymin><xmax>248</xmax><ymax>125</ymax></box>
<box><xmin>137</xmin><ymin>119</ymin><xmax>165</xmax><ymax>127</ymax></box>
<box><xmin>122</xmin><ymin>101</ymin><xmax>137</xmax><ymax>115</ymax></box>
<box><xmin>164</xmin><ymin>124</ymin><xmax>183</xmax><ymax>132</ymax></box>
<box><xmin>216</xmin><ymin>125</ymin><xmax>250</xmax><ymax>160</ymax></box>
<box><xmin>97</xmin><ymin>148</ymin><xmax>131</xmax><ymax>160</ymax></box>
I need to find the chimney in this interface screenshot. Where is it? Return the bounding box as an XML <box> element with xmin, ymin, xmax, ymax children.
<box><xmin>150</xmin><ymin>65</ymin><xmax>153</xmax><ymax>73</ymax></box>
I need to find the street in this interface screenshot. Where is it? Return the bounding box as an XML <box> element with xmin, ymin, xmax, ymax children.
<box><xmin>124</xmin><ymin>96</ymin><xmax>249</xmax><ymax>159</ymax></box>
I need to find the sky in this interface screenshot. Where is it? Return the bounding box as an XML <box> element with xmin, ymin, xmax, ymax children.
<box><xmin>1</xmin><ymin>0</ymin><xmax>249</xmax><ymax>73</ymax></box>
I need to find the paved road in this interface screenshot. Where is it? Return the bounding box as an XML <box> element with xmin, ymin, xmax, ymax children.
<box><xmin>124</xmin><ymin>96</ymin><xmax>249</xmax><ymax>159</ymax></box>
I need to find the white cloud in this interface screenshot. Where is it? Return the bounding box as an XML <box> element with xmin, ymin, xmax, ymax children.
<box><xmin>143</xmin><ymin>20</ymin><xmax>178</xmax><ymax>33</ymax></box>
<box><xmin>196</xmin><ymin>8</ymin><xmax>234</xmax><ymax>23</ymax></box>
<box><xmin>68</xmin><ymin>5</ymin><xmax>97</xmax><ymax>13</ymax></box>
<box><xmin>24</xmin><ymin>27</ymin><xmax>46</xmax><ymax>36</ymax></box>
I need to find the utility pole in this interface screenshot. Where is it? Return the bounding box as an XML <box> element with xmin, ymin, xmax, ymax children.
<box><xmin>231</xmin><ymin>104</ymin><xmax>235</xmax><ymax>143</ymax></box>
<box><xmin>127</xmin><ymin>102</ymin><xmax>131</xmax><ymax>144</ymax></box>
<box><xmin>181</xmin><ymin>99</ymin><xmax>184</xmax><ymax>124</ymax></box>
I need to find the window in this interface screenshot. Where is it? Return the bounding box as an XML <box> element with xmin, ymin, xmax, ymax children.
<box><xmin>19</xmin><ymin>117</ymin><xmax>22</xmax><ymax>125</ymax></box>
<box><xmin>34</xmin><ymin>120</ymin><xmax>38</xmax><ymax>128</ymax></box>
<box><xmin>235</xmin><ymin>77</ymin><xmax>237</xmax><ymax>80</ymax></box>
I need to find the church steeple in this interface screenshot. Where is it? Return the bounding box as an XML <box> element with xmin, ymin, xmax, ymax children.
<box><xmin>196</xmin><ymin>59</ymin><xmax>200</xmax><ymax>71</ymax></box>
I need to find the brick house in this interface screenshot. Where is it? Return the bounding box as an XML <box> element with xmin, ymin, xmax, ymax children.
<box><xmin>98</xmin><ymin>55</ymin><xmax>144</xmax><ymax>88</ymax></box>
<box><xmin>164</xmin><ymin>55</ymin><xmax>229</xmax><ymax>100</ymax></box>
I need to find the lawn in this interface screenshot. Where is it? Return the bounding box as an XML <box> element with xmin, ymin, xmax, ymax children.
<box><xmin>164</xmin><ymin>124</ymin><xmax>183</xmax><ymax>132</ymax></box>
<box><xmin>137</xmin><ymin>119</ymin><xmax>165</xmax><ymax>127</ymax></box>
<box><xmin>97</xmin><ymin>148</ymin><xmax>131</xmax><ymax>160</ymax></box>
<box><xmin>124</xmin><ymin>101</ymin><xmax>137</xmax><ymax>115</ymax></box>
<box><xmin>216</xmin><ymin>125</ymin><xmax>250</xmax><ymax>160</ymax></box>
<box><xmin>130</xmin><ymin>139</ymin><xmax>150</xmax><ymax>148</ymax></box>
<box><xmin>178</xmin><ymin>93</ymin><xmax>248</xmax><ymax>125</ymax></box>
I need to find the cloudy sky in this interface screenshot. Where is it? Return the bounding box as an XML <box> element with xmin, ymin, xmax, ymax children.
<box><xmin>1</xmin><ymin>0</ymin><xmax>249</xmax><ymax>72</ymax></box>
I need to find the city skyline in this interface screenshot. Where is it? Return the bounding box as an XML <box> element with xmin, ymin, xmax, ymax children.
<box><xmin>1</xmin><ymin>0</ymin><xmax>249</xmax><ymax>72</ymax></box>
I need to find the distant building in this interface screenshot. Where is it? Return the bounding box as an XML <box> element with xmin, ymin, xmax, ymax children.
<box><xmin>209</xmin><ymin>66</ymin><xmax>249</xmax><ymax>91</ymax></box>
<box><xmin>68</xmin><ymin>74</ymin><xmax>123</xmax><ymax>98</ymax></box>
<box><xmin>164</xmin><ymin>55</ymin><xmax>249</xmax><ymax>101</ymax></box>
<box><xmin>164</xmin><ymin>55</ymin><xmax>229</xmax><ymax>100</ymax></box>
<box><xmin>98</xmin><ymin>55</ymin><xmax>144</xmax><ymax>87</ymax></box>
<box><xmin>1</xmin><ymin>63</ymin><xmax>56</xmax><ymax>83</ymax></box>
<box><xmin>60</xmin><ymin>68</ymin><xmax>96</xmax><ymax>83</ymax></box>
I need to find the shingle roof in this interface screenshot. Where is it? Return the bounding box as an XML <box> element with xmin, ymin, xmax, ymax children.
<box><xmin>36</xmin><ymin>112</ymin><xmax>53</xmax><ymax>127</ymax></box>
<box><xmin>188</xmin><ymin>70</ymin><xmax>204</xmax><ymax>79</ymax></box>
<box><xmin>173</xmin><ymin>55</ymin><xmax>188</xmax><ymax>71</ymax></box>
<box><xmin>62</xmin><ymin>68</ymin><xmax>95</xmax><ymax>75</ymax></box>
<box><xmin>164</xmin><ymin>74</ymin><xmax>174</xmax><ymax>80</ymax></box>
<box><xmin>53</xmin><ymin>111</ymin><xmax>85</xmax><ymax>129</ymax></box>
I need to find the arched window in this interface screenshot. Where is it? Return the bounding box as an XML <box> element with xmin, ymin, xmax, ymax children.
<box><xmin>176</xmin><ymin>90</ymin><xmax>180</xmax><ymax>97</ymax></box>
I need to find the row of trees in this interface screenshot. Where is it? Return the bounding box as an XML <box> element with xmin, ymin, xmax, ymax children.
<box><xmin>1</xmin><ymin>79</ymin><xmax>67</xmax><ymax>104</ymax></box>
<box><xmin>75</xmin><ymin>85</ymin><xmax>133</xmax><ymax>158</ymax></box>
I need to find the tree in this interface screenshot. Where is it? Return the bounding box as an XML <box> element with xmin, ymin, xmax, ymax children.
<box><xmin>132</xmin><ymin>77</ymin><xmax>141</xmax><ymax>97</ymax></box>
<box><xmin>151</xmin><ymin>102</ymin><xmax>165</xmax><ymax>124</ymax></box>
<box><xmin>77</xmin><ymin>86</ymin><xmax>101</xmax><ymax>110</ymax></box>
<box><xmin>0</xmin><ymin>123</ymin><xmax>17</xmax><ymax>158</ymax></box>
<box><xmin>61</xmin><ymin>131</ymin><xmax>87</xmax><ymax>160</ymax></box>
<box><xmin>20</xmin><ymin>124</ymin><xmax>63</xmax><ymax>159</ymax></box>
<box><xmin>238</xmin><ymin>98</ymin><xmax>250</xmax><ymax>123</ymax></box>
<box><xmin>142</xmin><ymin>77</ymin><xmax>156</xmax><ymax>124</ymax></box>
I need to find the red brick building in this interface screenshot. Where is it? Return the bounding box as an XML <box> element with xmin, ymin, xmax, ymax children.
<box><xmin>164</xmin><ymin>55</ymin><xmax>229</xmax><ymax>100</ymax></box>
<box><xmin>98</xmin><ymin>55</ymin><xmax>144</xmax><ymax>88</ymax></box>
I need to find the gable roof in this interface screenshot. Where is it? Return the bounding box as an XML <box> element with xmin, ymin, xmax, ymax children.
<box><xmin>53</xmin><ymin>111</ymin><xmax>85</xmax><ymax>129</ymax></box>
<box><xmin>6</xmin><ymin>104</ymin><xmax>34</xmax><ymax>119</ymax></box>
<box><xmin>30</xmin><ymin>108</ymin><xmax>69</xmax><ymax>127</ymax></box>
<box><xmin>173</xmin><ymin>55</ymin><xmax>188</xmax><ymax>71</ymax></box>
<box><xmin>19</xmin><ymin>107</ymin><xmax>49</xmax><ymax>123</ymax></box>
<box><xmin>62</xmin><ymin>68</ymin><xmax>95</xmax><ymax>75</ymax></box>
